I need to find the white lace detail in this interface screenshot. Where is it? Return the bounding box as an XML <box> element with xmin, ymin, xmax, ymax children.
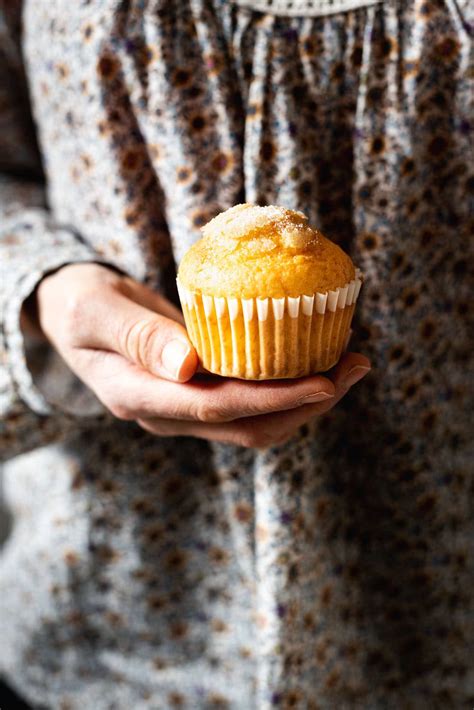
<box><xmin>233</xmin><ymin>0</ymin><xmax>384</xmax><ymax>17</ymax></box>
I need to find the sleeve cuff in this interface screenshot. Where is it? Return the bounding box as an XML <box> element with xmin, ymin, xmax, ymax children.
<box><xmin>3</xmin><ymin>239</ymin><xmax>112</xmax><ymax>418</ymax></box>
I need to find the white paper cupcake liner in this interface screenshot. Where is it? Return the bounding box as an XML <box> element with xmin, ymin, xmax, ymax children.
<box><xmin>176</xmin><ymin>269</ymin><xmax>363</xmax><ymax>379</ymax></box>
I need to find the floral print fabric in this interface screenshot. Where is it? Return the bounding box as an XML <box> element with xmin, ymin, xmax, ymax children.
<box><xmin>1</xmin><ymin>0</ymin><xmax>473</xmax><ymax>708</ymax></box>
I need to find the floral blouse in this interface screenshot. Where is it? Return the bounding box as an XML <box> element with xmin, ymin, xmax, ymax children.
<box><xmin>0</xmin><ymin>0</ymin><xmax>473</xmax><ymax>708</ymax></box>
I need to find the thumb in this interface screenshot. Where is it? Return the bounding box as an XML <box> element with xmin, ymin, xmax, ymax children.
<box><xmin>73</xmin><ymin>288</ymin><xmax>199</xmax><ymax>382</ymax></box>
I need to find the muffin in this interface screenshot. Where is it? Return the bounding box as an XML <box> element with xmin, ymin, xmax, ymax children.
<box><xmin>176</xmin><ymin>203</ymin><xmax>362</xmax><ymax>380</ymax></box>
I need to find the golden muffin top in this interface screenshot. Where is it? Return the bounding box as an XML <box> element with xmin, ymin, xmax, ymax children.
<box><xmin>178</xmin><ymin>203</ymin><xmax>355</xmax><ymax>298</ymax></box>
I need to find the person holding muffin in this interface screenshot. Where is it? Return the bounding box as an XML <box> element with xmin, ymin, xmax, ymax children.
<box><xmin>0</xmin><ymin>1</ymin><xmax>472</xmax><ymax>708</ymax></box>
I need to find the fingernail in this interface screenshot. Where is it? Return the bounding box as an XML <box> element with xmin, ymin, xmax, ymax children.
<box><xmin>342</xmin><ymin>365</ymin><xmax>371</xmax><ymax>390</ymax></box>
<box><xmin>161</xmin><ymin>339</ymin><xmax>190</xmax><ymax>379</ymax></box>
<box><xmin>296</xmin><ymin>391</ymin><xmax>335</xmax><ymax>405</ymax></box>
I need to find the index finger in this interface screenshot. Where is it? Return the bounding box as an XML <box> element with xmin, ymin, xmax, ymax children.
<box><xmin>97</xmin><ymin>354</ymin><xmax>337</xmax><ymax>422</ymax></box>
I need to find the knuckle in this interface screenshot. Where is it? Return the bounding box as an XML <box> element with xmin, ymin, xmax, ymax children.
<box><xmin>195</xmin><ymin>400</ymin><xmax>229</xmax><ymax>424</ymax></box>
<box><xmin>138</xmin><ymin>419</ymin><xmax>171</xmax><ymax>436</ymax></box>
<box><xmin>63</xmin><ymin>287</ymin><xmax>104</xmax><ymax>343</ymax></box>
<box><xmin>195</xmin><ymin>405</ymin><xmax>217</xmax><ymax>423</ymax></box>
<box><xmin>63</xmin><ymin>294</ymin><xmax>87</xmax><ymax>340</ymax></box>
<box><xmin>236</xmin><ymin>429</ymin><xmax>272</xmax><ymax>449</ymax></box>
<box><xmin>107</xmin><ymin>398</ymin><xmax>134</xmax><ymax>421</ymax></box>
<box><xmin>119</xmin><ymin>318</ymin><xmax>161</xmax><ymax>369</ymax></box>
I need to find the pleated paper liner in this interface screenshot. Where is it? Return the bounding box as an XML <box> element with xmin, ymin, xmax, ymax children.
<box><xmin>176</xmin><ymin>270</ymin><xmax>363</xmax><ymax>380</ymax></box>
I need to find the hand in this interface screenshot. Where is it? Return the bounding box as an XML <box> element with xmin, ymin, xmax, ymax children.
<box><xmin>35</xmin><ymin>263</ymin><xmax>371</xmax><ymax>449</ymax></box>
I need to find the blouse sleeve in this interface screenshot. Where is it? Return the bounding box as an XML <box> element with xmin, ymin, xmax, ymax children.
<box><xmin>0</xmin><ymin>3</ymin><xmax>111</xmax><ymax>462</ymax></box>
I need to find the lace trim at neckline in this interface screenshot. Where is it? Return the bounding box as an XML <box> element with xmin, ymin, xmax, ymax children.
<box><xmin>232</xmin><ymin>0</ymin><xmax>384</xmax><ymax>17</ymax></box>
